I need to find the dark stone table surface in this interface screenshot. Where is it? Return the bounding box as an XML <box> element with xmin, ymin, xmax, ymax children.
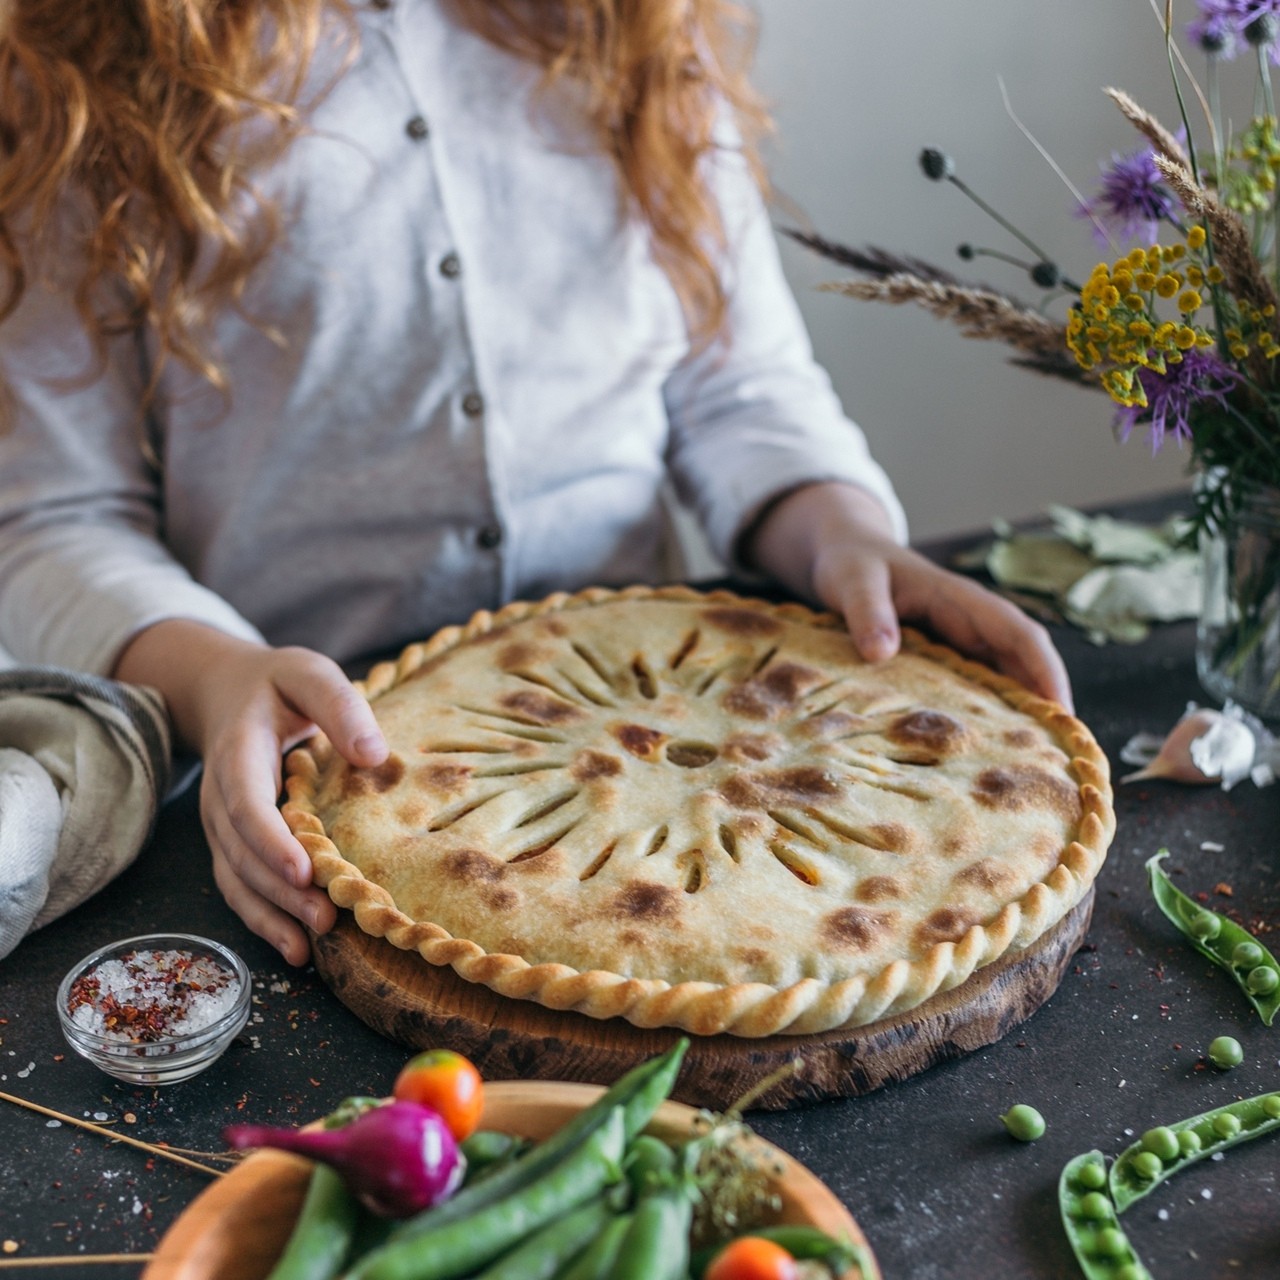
<box><xmin>2</xmin><ymin>491</ymin><xmax>1278</xmax><ymax>1279</ymax></box>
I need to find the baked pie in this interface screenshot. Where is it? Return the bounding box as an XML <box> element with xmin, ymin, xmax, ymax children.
<box><xmin>283</xmin><ymin>586</ymin><xmax>1114</xmax><ymax>1038</ymax></box>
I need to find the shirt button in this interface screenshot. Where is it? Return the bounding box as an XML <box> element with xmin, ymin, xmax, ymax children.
<box><xmin>405</xmin><ymin>115</ymin><xmax>429</xmax><ymax>141</ymax></box>
<box><xmin>477</xmin><ymin>524</ymin><xmax>503</xmax><ymax>550</ymax></box>
<box><xmin>461</xmin><ymin>391</ymin><xmax>485</xmax><ymax>417</ymax></box>
<box><xmin>439</xmin><ymin>252</ymin><xmax>462</xmax><ymax>279</ymax></box>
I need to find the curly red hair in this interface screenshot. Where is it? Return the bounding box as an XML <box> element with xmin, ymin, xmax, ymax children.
<box><xmin>0</xmin><ymin>0</ymin><xmax>767</xmax><ymax>395</ymax></box>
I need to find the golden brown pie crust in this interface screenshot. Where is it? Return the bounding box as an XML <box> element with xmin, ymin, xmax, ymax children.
<box><xmin>282</xmin><ymin>585</ymin><xmax>1114</xmax><ymax>1038</ymax></box>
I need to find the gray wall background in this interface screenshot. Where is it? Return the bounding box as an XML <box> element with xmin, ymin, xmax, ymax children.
<box><xmin>753</xmin><ymin>0</ymin><xmax>1208</xmax><ymax>541</ymax></box>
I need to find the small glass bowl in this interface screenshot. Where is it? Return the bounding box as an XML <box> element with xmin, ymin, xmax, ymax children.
<box><xmin>56</xmin><ymin>933</ymin><xmax>251</xmax><ymax>1086</ymax></box>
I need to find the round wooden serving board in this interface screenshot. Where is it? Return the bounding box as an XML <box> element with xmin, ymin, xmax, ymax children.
<box><xmin>142</xmin><ymin>1082</ymin><xmax>879</xmax><ymax>1280</ymax></box>
<box><xmin>310</xmin><ymin>888</ymin><xmax>1094</xmax><ymax>1110</ymax></box>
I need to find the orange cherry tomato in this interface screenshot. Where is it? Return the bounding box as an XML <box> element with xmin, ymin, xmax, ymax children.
<box><xmin>704</xmin><ymin>1237</ymin><xmax>798</xmax><ymax>1280</ymax></box>
<box><xmin>391</xmin><ymin>1049</ymin><xmax>484</xmax><ymax>1141</ymax></box>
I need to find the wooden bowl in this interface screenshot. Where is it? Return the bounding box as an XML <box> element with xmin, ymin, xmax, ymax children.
<box><xmin>143</xmin><ymin>1080</ymin><xmax>879</xmax><ymax>1280</ymax></box>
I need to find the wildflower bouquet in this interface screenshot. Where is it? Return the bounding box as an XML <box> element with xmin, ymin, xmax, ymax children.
<box><xmin>790</xmin><ymin>0</ymin><xmax>1280</xmax><ymax>537</ymax></box>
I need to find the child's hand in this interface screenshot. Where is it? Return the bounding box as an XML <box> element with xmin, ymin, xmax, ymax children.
<box><xmin>747</xmin><ymin>481</ymin><xmax>1074</xmax><ymax>712</ymax></box>
<box><xmin>114</xmin><ymin>621</ymin><xmax>387</xmax><ymax>963</ymax></box>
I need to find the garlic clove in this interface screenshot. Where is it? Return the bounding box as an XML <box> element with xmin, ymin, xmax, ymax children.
<box><xmin>1120</xmin><ymin>707</ymin><xmax>1256</xmax><ymax>785</ymax></box>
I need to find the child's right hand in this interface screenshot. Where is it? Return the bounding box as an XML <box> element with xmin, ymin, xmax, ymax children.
<box><xmin>113</xmin><ymin>621</ymin><xmax>388</xmax><ymax>964</ymax></box>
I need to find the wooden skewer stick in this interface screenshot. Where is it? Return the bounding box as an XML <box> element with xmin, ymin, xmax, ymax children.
<box><xmin>0</xmin><ymin>1255</ymin><xmax>156</xmax><ymax>1269</ymax></box>
<box><xmin>0</xmin><ymin>1090</ymin><xmax>225</xmax><ymax>1177</ymax></box>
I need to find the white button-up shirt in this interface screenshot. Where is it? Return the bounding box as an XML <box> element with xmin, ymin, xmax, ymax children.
<box><xmin>0</xmin><ymin>1</ymin><xmax>904</xmax><ymax>674</ymax></box>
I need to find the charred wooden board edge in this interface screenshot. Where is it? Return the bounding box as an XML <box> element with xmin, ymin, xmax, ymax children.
<box><xmin>309</xmin><ymin>887</ymin><xmax>1094</xmax><ymax>1111</ymax></box>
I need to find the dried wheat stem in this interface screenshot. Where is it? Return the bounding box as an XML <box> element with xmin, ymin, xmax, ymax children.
<box><xmin>820</xmin><ymin>274</ymin><xmax>1068</xmax><ymax>357</ymax></box>
<box><xmin>1106</xmin><ymin>87</ymin><xmax>1191</xmax><ymax>169</ymax></box>
<box><xmin>1155</xmin><ymin>155</ymin><xmax>1280</xmax><ymax>314</ymax></box>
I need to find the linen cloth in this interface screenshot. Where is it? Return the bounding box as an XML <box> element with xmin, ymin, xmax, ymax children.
<box><xmin>0</xmin><ymin>0</ymin><xmax>905</xmax><ymax>676</ymax></box>
<box><xmin>0</xmin><ymin>661</ymin><xmax>171</xmax><ymax>959</ymax></box>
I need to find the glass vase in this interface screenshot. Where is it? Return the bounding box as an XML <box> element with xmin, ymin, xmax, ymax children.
<box><xmin>1196</xmin><ymin>483</ymin><xmax>1280</xmax><ymax>722</ymax></box>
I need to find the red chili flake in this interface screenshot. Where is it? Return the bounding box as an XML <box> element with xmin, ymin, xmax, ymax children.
<box><xmin>1215</xmin><ymin>882</ymin><xmax>1234</xmax><ymax>897</ymax></box>
<box><xmin>1174</xmin><ymin>1043</ymin><xmax>1182</xmax><ymax>1050</ymax></box>
<box><xmin>1194</xmin><ymin>891</ymin><xmax>1211</xmax><ymax>904</ymax></box>
<box><xmin>52</xmin><ymin>1053</ymin><xmax>64</xmax><ymax>1062</ymax></box>
<box><xmin>308</xmin><ymin>1078</ymin><xmax>321</xmax><ymax>1088</ymax></box>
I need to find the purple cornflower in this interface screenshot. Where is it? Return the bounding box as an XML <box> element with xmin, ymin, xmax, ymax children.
<box><xmin>1193</xmin><ymin>1</ymin><xmax>1280</xmax><ymax>60</ymax></box>
<box><xmin>1187</xmin><ymin>0</ymin><xmax>1240</xmax><ymax>56</ymax></box>
<box><xmin>1114</xmin><ymin>349</ymin><xmax>1241</xmax><ymax>453</ymax></box>
<box><xmin>1079</xmin><ymin>146</ymin><xmax>1178</xmax><ymax>246</ymax></box>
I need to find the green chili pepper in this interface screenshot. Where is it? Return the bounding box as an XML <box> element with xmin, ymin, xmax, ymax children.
<box><xmin>348</xmin><ymin>1106</ymin><xmax>627</xmax><ymax>1280</ymax></box>
<box><xmin>1108</xmin><ymin>1089</ymin><xmax>1280</xmax><ymax>1213</ymax></box>
<box><xmin>689</xmin><ymin>1224</ymin><xmax>865</xmax><ymax>1278</ymax></box>
<box><xmin>383</xmin><ymin>1039</ymin><xmax>686</xmax><ymax>1248</ymax></box>
<box><xmin>469</xmin><ymin>1190</ymin><xmax>621</xmax><ymax>1280</ymax></box>
<box><xmin>1058</xmin><ymin>1150</ymin><xmax>1153</xmax><ymax>1280</ymax></box>
<box><xmin>1146</xmin><ymin>850</ymin><xmax>1280</xmax><ymax>1025</ymax></box>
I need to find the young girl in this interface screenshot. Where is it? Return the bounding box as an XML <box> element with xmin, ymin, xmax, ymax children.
<box><xmin>0</xmin><ymin>0</ymin><xmax>1069</xmax><ymax>964</ymax></box>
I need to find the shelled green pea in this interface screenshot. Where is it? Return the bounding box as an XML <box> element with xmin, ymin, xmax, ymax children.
<box><xmin>1207</xmin><ymin>1035</ymin><xmax>1243</xmax><ymax>1070</ymax></box>
<box><xmin>1145</xmin><ymin>851</ymin><xmax>1280</xmax><ymax>1026</ymax></box>
<box><xmin>1000</xmin><ymin>1104</ymin><xmax>1046</xmax><ymax>1142</ymax></box>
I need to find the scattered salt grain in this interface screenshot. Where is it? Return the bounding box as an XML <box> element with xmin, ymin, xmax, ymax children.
<box><xmin>1157</xmin><ymin>1208</ymin><xmax>1170</xmax><ymax>1221</ymax></box>
<box><xmin>1201</xmin><ymin>1188</ymin><xmax>1213</xmax><ymax>1200</ymax></box>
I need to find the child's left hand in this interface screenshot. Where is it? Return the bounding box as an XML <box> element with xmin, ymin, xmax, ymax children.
<box><xmin>747</xmin><ymin>481</ymin><xmax>1074</xmax><ymax>712</ymax></box>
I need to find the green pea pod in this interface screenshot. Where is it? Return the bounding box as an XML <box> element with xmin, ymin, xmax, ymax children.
<box><xmin>624</xmin><ymin>1133</ymin><xmax>677</xmax><ymax>1199</ymax></box>
<box><xmin>461</xmin><ymin>1129</ymin><xmax>527</xmax><ymax>1168</ymax></box>
<box><xmin>607</xmin><ymin>1183</ymin><xmax>693</xmax><ymax>1280</ymax></box>
<box><xmin>265</xmin><ymin>1164</ymin><xmax>361</xmax><ymax>1280</ymax></box>
<box><xmin>1058</xmin><ymin>1151</ymin><xmax>1152</xmax><ymax>1280</ymax></box>
<box><xmin>470</xmin><ymin>1191</ymin><xmax>619</xmax><ymax>1280</ymax></box>
<box><xmin>690</xmin><ymin>1224</ymin><xmax>865</xmax><ymax>1278</ymax></box>
<box><xmin>460</xmin><ymin>1130</ymin><xmax>533</xmax><ymax>1187</ymax></box>
<box><xmin>550</xmin><ymin>1213</ymin><xmax>632</xmax><ymax>1280</ymax></box>
<box><xmin>1147</xmin><ymin>850</ymin><xmax>1280</xmax><ymax>1025</ymax></box>
<box><xmin>322</xmin><ymin>1097</ymin><xmax>383</xmax><ymax>1130</ymax></box>
<box><xmin>384</xmin><ymin>1038</ymin><xmax>687</xmax><ymax>1247</ymax></box>
<box><xmin>348</xmin><ymin>1106</ymin><xmax>627</xmax><ymax>1280</ymax></box>
<box><xmin>1109</xmin><ymin>1088</ymin><xmax>1280</xmax><ymax>1213</ymax></box>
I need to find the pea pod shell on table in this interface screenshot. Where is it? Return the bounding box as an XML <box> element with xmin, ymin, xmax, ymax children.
<box><xmin>1058</xmin><ymin>1151</ymin><xmax>1152</xmax><ymax>1280</ymax></box>
<box><xmin>1108</xmin><ymin>1090</ymin><xmax>1280</xmax><ymax>1214</ymax></box>
<box><xmin>1146</xmin><ymin>851</ymin><xmax>1280</xmax><ymax>1025</ymax></box>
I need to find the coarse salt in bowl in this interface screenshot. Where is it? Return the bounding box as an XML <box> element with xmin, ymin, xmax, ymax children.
<box><xmin>56</xmin><ymin>934</ymin><xmax>251</xmax><ymax>1085</ymax></box>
